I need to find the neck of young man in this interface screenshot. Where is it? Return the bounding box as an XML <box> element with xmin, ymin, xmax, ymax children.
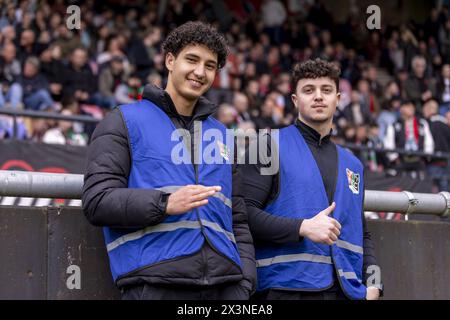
<box><xmin>298</xmin><ymin>115</ymin><xmax>332</xmax><ymax>138</ymax></box>
<box><xmin>165</xmin><ymin>83</ymin><xmax>197</xmax><ymax>116</ymax></box>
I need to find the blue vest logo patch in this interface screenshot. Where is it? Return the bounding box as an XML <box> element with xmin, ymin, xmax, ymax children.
<box><xmin>217</xmin><ymin>141</ymin><xmax>230</xmax><ymax>161</ymax></box>
<box><xmin>346</xmin><ymin>168</ymin><xmax>360</xmax><ymax>195</ymax></box>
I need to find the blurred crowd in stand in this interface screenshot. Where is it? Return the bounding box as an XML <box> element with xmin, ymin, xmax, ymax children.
<box><xmin>0</xmin><ymin>0</ymin><xmax>449</xmax><ymax>191</ymax></box>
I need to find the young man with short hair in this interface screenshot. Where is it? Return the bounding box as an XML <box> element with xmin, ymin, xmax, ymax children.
<box><xmin>83</xmin><ymin>21</ymin><xmax>256</xmax><ymax>300</ymax></box>
<box><xmin>241</xmin><ymin>58</ymin><xmax>382</xmax><ymax>300</ymax></box>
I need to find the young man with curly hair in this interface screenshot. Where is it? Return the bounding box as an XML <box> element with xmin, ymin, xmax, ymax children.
<box><xmin>82</xmin><ymin>22</ymin><xmax>256</xmax><ymax>300</ymax></box>
<box><xmin>241</xmin><ymin>58</ymin><xmax>383</xmax><ymax>300</ymax></box>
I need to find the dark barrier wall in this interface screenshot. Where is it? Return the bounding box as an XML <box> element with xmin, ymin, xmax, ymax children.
<box><xmin>0</xmin><ymin>206</ymin><xmax>449</xmax><ymax>300</ymax></box>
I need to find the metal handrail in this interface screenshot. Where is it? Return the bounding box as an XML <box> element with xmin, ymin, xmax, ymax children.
<box><xmin>0</xmin><ymin>108</ymin><xmax>100</xmax><ymax>123</ymax></box>
<box><xmin>0</xmin><ymin>170</ymin><xmax>449</xmax><ymax>216</ymax></box>
<box><xmin>0</xmin><ymin>108</ymin><xmax>100</xmax><ymax>138</ymax></box>
<box><xmin>342</xmin><ymin>142</ymin><xmax>450</xmax><ymax>160</ymax></box>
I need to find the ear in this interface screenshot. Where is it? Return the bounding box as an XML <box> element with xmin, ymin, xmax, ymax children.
<box><xmin>291</xmin><ymin>93</ymin><xmax>298</xmax><ymax>106</ymax></box>
<box><xmin>336</xmin><ymin>92</ymin><xmax>341</xmax><ymax>107</ymax></box>
<box><xmin>165</xmin><ymin>52</ymin><xmax>175</xmax><ymax>72</ymax></box>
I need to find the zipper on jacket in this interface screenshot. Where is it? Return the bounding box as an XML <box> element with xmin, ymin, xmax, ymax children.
<box><xmin>190</xmin><ymin>119</ymin><xmax>210</xmax><ymax>285</ymax></box>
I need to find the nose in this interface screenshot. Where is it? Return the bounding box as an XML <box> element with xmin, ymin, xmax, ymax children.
<box><xmin>313</xmin><ymin>88</ymin><xmax>324</xmax><ymax>101</ymax></box>
<box><xmin>193</xmin><ymin>63</ymin><xmax>206</xmax><ymax>79</ymax></box>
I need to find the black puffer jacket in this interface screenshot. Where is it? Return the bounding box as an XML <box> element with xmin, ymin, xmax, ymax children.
<box><xmin>82</xmin><ymin>84</ymin><xmax>256</xmax><ymax>294</ymax></box>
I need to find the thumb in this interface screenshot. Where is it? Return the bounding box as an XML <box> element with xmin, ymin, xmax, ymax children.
<box><xmin>320</xmin><ymin>202</ymin><xmax>336</xmax><ymax>216</ymax></box>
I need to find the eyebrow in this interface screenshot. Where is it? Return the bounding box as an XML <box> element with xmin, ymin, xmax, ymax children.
<box><xmin>184</xmin><ymin>53</ymin><xmax>218</xmax><ymax>66</ymax></box>
<box><xmin>301</xmin><ymin>84</ymin><xmax>334</xmax><ymax>89</ymax></box>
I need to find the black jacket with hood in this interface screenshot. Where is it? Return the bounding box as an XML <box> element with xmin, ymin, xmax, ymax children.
<box><xmin>82</xmin><ymin>84</ymin><xmax>256</xmax><ymax>294</ymax></box>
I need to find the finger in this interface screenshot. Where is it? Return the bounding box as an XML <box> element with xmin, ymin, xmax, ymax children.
<box><xmin>189</xmin><ymin>199</ymin><xmax>208</xmax><ymax>209</ymax></box>
<box><xmin>191</xmin><ymin>185</ymin><xmax>221</xmax><ymax>194</ymax></box>
<box><xmin>331</xmin><ymin>218</ymin><xmax>342</xmax><ymax>230</ymax></box>
<box><xmin>186</xmin><ymin>185</ymin><xmax>210</xmax><ymax>195</ymax></box>
<box><xmin>321</xmin><ymin>202</ymin><xmax>336</xmax><ymax>216</ymax></box>
<box><xmin>190</xmin><ymin>189</ymin><xmax>216</xmax><ymax>202</ymax></box>
<box><xmin>331</xmin><ymin>226</ymin><xmax>341</xmax><ymax>237</ymax></box>
<box><xmin>329</xmin><ymin>232</ymin><xmax>338</xmax><ymax>242</ymax></box>
<box><xmin>205</xmin><ymin>185</ymin><xmax>222</xmax><ymax>192</ymax></box>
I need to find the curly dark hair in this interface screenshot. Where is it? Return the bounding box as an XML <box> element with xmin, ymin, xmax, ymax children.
<box><xmin>292</xmin><ymin>58</ymin><xmax>341</xmax><ymax>91</ymax></box>
<box><xmin>162</xmin><ymin>21</ymin><xmax>228</xmax><ymax>69</ymax></box>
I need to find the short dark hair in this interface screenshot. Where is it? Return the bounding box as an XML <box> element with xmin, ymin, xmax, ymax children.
<box><xmin>162</xmin><ymin>21</ymin><xmax>228</xmax><ymax>69</ymax></box>
<box><xmin>292</xmin><ymin>58</ymin><xmax>341</xmax><ymax>91</ymax></box>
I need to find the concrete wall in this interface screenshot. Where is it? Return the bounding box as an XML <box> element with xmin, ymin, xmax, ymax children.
<box><xmin>0</xmin><ymin>206</ymin><xmax>449</xmax><ymax>299</ymax></box>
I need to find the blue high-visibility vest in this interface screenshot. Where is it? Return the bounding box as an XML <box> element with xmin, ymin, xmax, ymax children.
<box><xmin>256</xmin><ymin>125</ymin><xmax>366</xmax><ymax>299</ymax></box>
<box><xmin>103</xmin><ymin>99</ymin><xmax>241</xmax><ymax>282</ymax></box>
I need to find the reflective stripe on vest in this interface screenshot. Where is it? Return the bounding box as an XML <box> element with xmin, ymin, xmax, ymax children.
<box><xmin>107</xmin><ymin>218</ymin><xmax>236</xmax><ymax>252</ymax></box>
<box><xmin>256</xmin><ymin>253</ymin><xmax>332</xmax><ymax>268</ymax></box>
<box><xmin>336</xmin><ymin>240</ymin><xmax>364</xmax><ymax>255</ymax></box>
<box><xmin>338</xmin><ymin>269</ymin><xmax>362</xmax><ymax>284</ymax></box>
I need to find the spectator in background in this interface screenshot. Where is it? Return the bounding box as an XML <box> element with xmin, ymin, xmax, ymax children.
<box><xmin>244</xmin><ymin>78</ymin><xmax>263</xmax><ymax>115</ymax></box>
<box><xmin>275</xmin><ymin>72</ymin><xmax>295</xmax><ymax>120</ymax></box>
<box><xmin>366</xmin><ymin>122</ymin><xmax>389</xmax><ymax>172</ymax></box>
<box><xmin>53</xmin><ymin>24</ymin><xmax>83</xmax><ymax>58</ymax></box>
<box><xmin>39</xmin><ymin>44</ymin><xmax>65</xmax><ymax>102</ymax></box>
<box><xmin>422</xmin><ymin>99</ymin><xmax>450</xmax><ymax>192</ymax></box>
<box><xmin>253</xmin><ymin>96</ymin><xmax>278</xmax><ymax>130</ymax></box>
<box><xmin>395</xmin><ymin>68</ymin><xmax>409</xmax><ymax>100</ymax></box>
<box><xmin>341</xmin><ymin>90</ymin><xmax>372</xmax><ymax>126</ymax></box>
<box><xmin>0</xmin><ymin>4</ymin><xmax>16</xmax><ymax>30</ymax></box>
<box><xmin>0</xmin><ymin>114</ymin><xmax>27</xmax><ymax>139</ymax></box>
<box><xmin>357</xmin><ymin>78</ymin><xmax>379</xmax><ymax>116</ymax></box>
<box><xmin>384</xmin><ymin>100</ymin><xmax>434</xmax><ymax>179</ymax></box>
<box><xmin>233</xmin><ymin>92</ymin><xmax>252</xmax><ymax>123</ymax></box>
<box><xmin>17</xmin><ymin>29</ymin><xmax>40</xmax><ymax>66</ymax></box>
<box><xmin>42</xmin><ymin>109</ymin><xmax>88</xmax><ymax>146</ymax></box>
<box><xmin>404</xmin><ymin>56</ymin><xmax>437</xmax><ymax>112</ymax></box>
<box><xmin>337</xmin><ymin>76</ymin><xmax>352</xmax><ymax>112</ymax></box>
<box><xmin>439</xmin><ymin>19</ymin><xmax>450</xmax><ymax>62</ymax></box>
<box><xmin>382</xmin><ymin>80</ymin><xmax>402</xmax><ymax>104</ymax></box>
<box><xmin>147</xmin><ymin>71</ymin><xmax>162</xmax><ymax>88</ymax></box>
<box><xmin>98</xmin><ymin>55</ymin><xmax>129</xmax><ymax>108</ymax></box>
<box><xmin>61</xmin><ymin>47</ymin><xmax>97</xmax><ymax>106</ymax></box>
<box><xmin>27</xmin><ymin>117</ymin><xmax>49</xmax><ymax>142</ymax></box>
<box><xmin>1</xmin><ymin>25</ymin><xmax>17</xmax><ymax>46</ymax></box>
<box><xmin>0</xmin><ymin>42</ymin><xmax>22</xmax><ymax>109</ymax></box>
<box><xmin>377</xmin><ymin>96</ymin><xmax>401</xmax><ymax>140</ymax></box>
<box><xmin>216</xmin><ymin>103</ymin><xmax>237</xmax><ymax>129</ymax></box>
<box><xmin>437</xmin><ymin>64</ymin><xmax>450</xmax><ymax>115</ymax></box>
<box><xmin>364</xmin><ymin>65</ymin><xmax>383</xmax><ymax>99</ymax></box>
<box><xmin>115</xmin><ymin>72</ymin><xmax>143</xmax><ymax>105</ymax></box>
<box><xmin>131</xmin><ymin>27</ymin><xmax>158</xmax><ymax>81</ymax></box>
<box><xmin>96</xmin><ymin>35</ymin><xmax>129</xmax><ymax>72</ymax></box>
<box><xmin>19</xmin><ymin>56</ymin><xmax>54</xmax><ymax>111</ymax></box>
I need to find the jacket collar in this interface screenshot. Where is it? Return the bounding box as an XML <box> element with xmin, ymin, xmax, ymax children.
<box><xmin>142</xmin><ymin>84</ymin><xmax>217</xmax><ymax>121</ymax></box>
<box><xmin>295</xmin><ymin>118</ymin><xmax>332</xmax><ymax>146</ymax></box>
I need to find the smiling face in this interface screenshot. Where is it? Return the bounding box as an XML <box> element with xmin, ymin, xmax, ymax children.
<box><xmin>165</xmin><ymin>44</ymin><xmax>218</xmax><ymax>104</ymax></box>
<box><xmin>291</xmin><ymin>77</ymin><xmax>340</xmax><ymax>125</ymax></box>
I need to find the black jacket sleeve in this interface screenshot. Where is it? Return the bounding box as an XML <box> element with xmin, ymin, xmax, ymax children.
<box><xmin>82</xmin><ymin>107</ymin><xmax>168</xmax><ymax>228</ymax></box>
<box><xmin>240</xmin><ymin>135</ymin><xmax>303</xmax><ymax>244</ymax></box>
<box><xmin>231</xmin><ymin>160</ymin><xmax>257</xmax><ymax>294</ymax></box>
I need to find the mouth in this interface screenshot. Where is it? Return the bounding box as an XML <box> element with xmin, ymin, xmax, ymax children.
<box><xmin>187</xmin><ymin>79</ymin><xmax>204</xmax><ymax>89</ymax></box>
<box><xmin>312</xmin><ymin>104</ymin><xmax>327</xmax><ymax>109</ymax></box>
